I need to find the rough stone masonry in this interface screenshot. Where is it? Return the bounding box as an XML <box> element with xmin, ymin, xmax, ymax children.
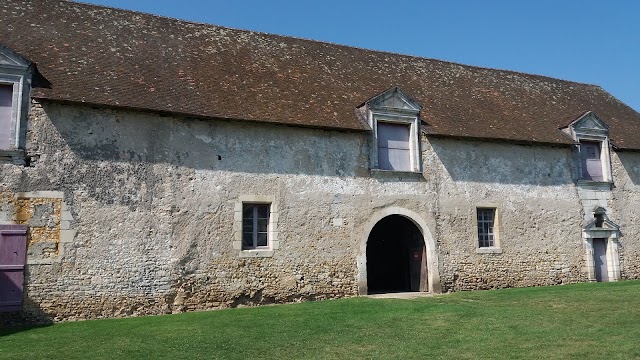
<box><xmin>0</xmin><ymin>101</ymin><xmax>638</xmax><ymax>324</ymax></box>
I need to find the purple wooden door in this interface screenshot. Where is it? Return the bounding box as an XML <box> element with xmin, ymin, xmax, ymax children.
<box><xmin>581</xmin><ymin>142</ymin><xmax>603</xmax><ymax>181</ymax></box>
<box><xmin>0</xmin><ymin>224</ymin><xmax>28</xmax><ymax>312</ymax></box>
<box><xmin>593</xmin><ymin>238</ymin><xmax>609</xmax><ymax>282</ymax></box>
<box><xmin>377</xmin><ymin>122</ymin><xmax>411</xmax><ymax>171</ymax></box>
<box><xmin>0</xmin><ymin>84</ymin><xmax>13</xmax><ymax>149</ymax></box>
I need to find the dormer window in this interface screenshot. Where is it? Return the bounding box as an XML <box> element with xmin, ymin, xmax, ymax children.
<box><xmin>362</xmin><ymin>87</ymin><xmax>422</xmax><ymax>173</ymax></box>
<box><xmin>560</xmin><ymin>111</ymin><xmax>612</xmax><ymax>183</ymax></box>
<box><xmin>0</xmin><ymin>44</ymin><xmax>32</xmax><ymax>165</ymax></box>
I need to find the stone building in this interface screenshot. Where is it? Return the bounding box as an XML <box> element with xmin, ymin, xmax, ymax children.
<box><xmin>1</xmin><ymin>0</ymin><xmax>639</xmax><ymax>323</ymax></box>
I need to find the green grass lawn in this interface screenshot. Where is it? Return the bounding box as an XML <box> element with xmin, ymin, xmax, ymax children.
<box><xmin>2</xmin><ymin>281</ymin><xmax>640</xmax><ymax>359</ymax></box>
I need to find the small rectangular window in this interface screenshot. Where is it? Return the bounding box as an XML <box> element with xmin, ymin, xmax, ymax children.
<box><xmin>377</xmin><ymin>122</ymin><xmax>411</xmax><ymax>171</ymax></box>
<box><xmin>0</xmin><ymin>84</ymin><xmax>13</xmax><ymax>149</ymax></box>
<box><xmin>242</xmin><ymin>204</ymin><xmax>270</xmax><ymax>249</ymax></box>
<box><xmin>477</xmin><ymin>208</ymin><xmax>496</xmax><ymax>248</ymax></box>
<box><xmin>580</xmin><ymin>141</ymin><xmax>603</xmax><ymax>181</ymax></box>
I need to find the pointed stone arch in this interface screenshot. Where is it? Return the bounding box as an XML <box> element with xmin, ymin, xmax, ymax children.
<box><xmin>357</xmin><ymin>206</ymin><xmax>441</xmax><ymax>294</ymax></box>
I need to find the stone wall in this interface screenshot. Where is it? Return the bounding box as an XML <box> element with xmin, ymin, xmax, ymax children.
<box><xmin>611</xmin><ymin>151</ymin><xmax>640</xmax><ymax>279</ymax></box>
<box><xmin>1</xmin><ymin>101</ymin><xmax>640</xmax><ymax>324</ymax></box>
<box><xmin>0</xmin><ymin>101</ymin><xmax>431</xmax><ymax>323</ymax></box>
<box><xmin>424</xmin><ymin>138</ymin><xmax>587</xmax><ymax>291</ymax></box>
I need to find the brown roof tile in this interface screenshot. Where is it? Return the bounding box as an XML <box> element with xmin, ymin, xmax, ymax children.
<box><xmin>2</xmin><ymin>0</ymin><xmax>640</xmax><ymax>149</ymax></box>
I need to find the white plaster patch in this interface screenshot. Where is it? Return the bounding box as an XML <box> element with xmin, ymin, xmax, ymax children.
<box><xmin>195</xmin><ymin>134</ymin><xmax>213</xmax><ymax>143</ymax></box>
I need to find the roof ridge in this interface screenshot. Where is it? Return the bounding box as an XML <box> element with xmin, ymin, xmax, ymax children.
<box><xmin>67</xmin><ymin>0</ymin><xmax>598</xmax><ymax>88</ymax></box>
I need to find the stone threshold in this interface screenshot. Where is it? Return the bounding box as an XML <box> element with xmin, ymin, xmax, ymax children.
<box><xmin>364</xmin><ymin>292</ymin><xmax>435</xmax><ymax>299</ymax></box>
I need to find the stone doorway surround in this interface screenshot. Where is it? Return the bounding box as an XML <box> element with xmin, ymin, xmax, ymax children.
<box><xmin>357</xmin><ymin>206</ymin><xmax>441</xmax><ymax>295</ymax></box>
<box><xmin>582</xmin><ymin>207</ymin><xmax>621</xmax><ymax>282</ymax></box>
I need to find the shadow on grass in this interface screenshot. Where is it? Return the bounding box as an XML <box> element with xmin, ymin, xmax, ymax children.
<box><xmin>0</xmin><ymin>296</ymin><xmax>55</xmax><ymax>335</ymax></box>
<box><xmin>0</xmin><ymin>322</ymin><xmax>53</xmax><ymax>336</ymax></box>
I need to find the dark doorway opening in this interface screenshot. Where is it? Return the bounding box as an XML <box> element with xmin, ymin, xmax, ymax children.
<box><xmin>366</xmin><ymin>215</ymin><xmax>427</xmax><ymax>294</ymax></box>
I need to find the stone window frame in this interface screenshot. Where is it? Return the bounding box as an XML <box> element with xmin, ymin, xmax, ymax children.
<box><xmin>562</xmin><ymin>111</ymin><xmax>613</xmax><ymax>184</ymax></box>
<box><xmin>233</xmin><ymin>195</ymin><xmax>279</xmax><ymax>258</ymax></box>
<box><xmin>241</xmin><ymin>203</ymin><xmax>270</xmax><ymax>250</ymax></box>
<box><xmin>0</xmin><ymin>74</ymin><xmax>24</xmax><ymax>148</ymax></box>
<box><xmin>0</xmin><ymin>45</ymin><xmax>32</xmax><ymax>165</ymax></box>
<box><xmin>364</xmin><ymin>87</ymin><xmax>423</xmax><ymax>175</ymax></box>
<box><xmin>370</xmin><ymin>113</ymin><xmax>421</xmax><ymax>173</ymax></box>
<box><xmin>473</xmin><ymin>204</ymin><xmax>503</xmax><ymax>254</ymax></box>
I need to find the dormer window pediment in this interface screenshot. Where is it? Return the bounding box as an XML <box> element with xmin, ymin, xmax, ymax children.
<box><xmin>570</xmin><ymin>111</ymin><xmax>609</xmax><ymax>136</ymax></box>
<box><xmin>583</xmin><ymin>207</ymin><xmax>621</xmax><ymax>239</ymax></box>
<box><xmin>585</xmin><ymin>217</ymin><xmax>620</xmax><ymax>231</ymax></box>
<box><xmin>366</xmin><ymin>87</ymin><xmax>421</xmax><ymax>114</ymax></box>
<box><xmin>0</xmin><ymin>48</ymin><xmax>31</xmax><ymax>72</ymax></box>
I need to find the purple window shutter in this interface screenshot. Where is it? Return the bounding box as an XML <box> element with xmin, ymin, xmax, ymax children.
<box><xmin>581</xmin><ymin>142</ymin><xmax>603</xmax><ymax>181</ymax></box>
<box><xmin>0</xmin><ymin>224</ymin><xmax>28</xmax><ymax>312</ymax></box>
<box><xmin>377</xmin><ymin>123</ymin><xmax>411</xmax><ymax>171</ymax></box>
<box><xmin>0</xmin><ymin>84</ymin><xmax>13</xmax><ymax>149</ymax></box>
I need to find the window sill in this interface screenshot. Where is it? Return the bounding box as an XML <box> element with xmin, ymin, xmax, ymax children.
<box><xmin>576</xmin><ymin>180</ymin><xmax>613</xmax><ymax>186</ymax></box>
<box><xmin>239</xmin><ymin>249</ymin><xmax>274</xmax><ymax>258</ymax></box>
<box><xmin>370</xmin><ymin>168</ymin><xmax>424</xmax><ymax>180</ymax></box>
<box><xmin>476</xmin><ymin>247</ymin><xmax>503</xmax><ymax>254</ymax></box>
<box><xmin>0</xmin><ymin>149</ymin><xmax>25</xmax><ymax>166</ymax></box>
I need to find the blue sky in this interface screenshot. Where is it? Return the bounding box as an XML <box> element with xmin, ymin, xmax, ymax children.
<box><xmin>81</xmin><ymin>0</ymin><xmax>640</xmax><ymax>112</ymax></box>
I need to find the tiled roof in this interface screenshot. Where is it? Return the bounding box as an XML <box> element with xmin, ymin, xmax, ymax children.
<box><xmin>2</xmin><ymin>0</ymin><xmax>640</xmax><ymax>149</ymax></box>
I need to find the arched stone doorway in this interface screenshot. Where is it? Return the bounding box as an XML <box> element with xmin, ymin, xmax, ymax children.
<box><xmin>357</xmin><ymin>207</ymin><xmax>441</xmax><ymax>295</ymax></box>
<box><xmin>366</xmin><ymin>215</ymin><xmax>427</xmax><ymax>294</ymax></box>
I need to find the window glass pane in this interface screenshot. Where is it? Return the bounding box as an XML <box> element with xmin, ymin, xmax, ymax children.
<box><xmin>243</xmin><ymin>205</ymin><xmax>254</xmax><ymax>218</ymax></box>
<box><xmin>256</xmin><ymin>205</ymin><xmax>269</xmax><ymax>218</ymax></box>
<box><xmin>378</xmin><ymin>148</ymin><xmax>412</xmax><ymax>171</ymax></box>
<box><xmin>241</xmin><ymin>203</ymin><xmax>271</xmax><ymax>249</ymax></box>
<box><xmin>377</xmin><ymin>147</ymin><xmax>391</xmax><ymax>170</ymax></box>
<box><xmin>242</xmin><ymin>232</ymin><xmax>254</xmax><ymax>248</ymax></box>
<box><xmin>242</xmin><ymin>218</ymin><xmax>253</xmax><ymax>226</ymax></box>
<box><xmin>377</xmin><ymin>122</ymin><xmax>410</xmax><ymax>149</ymax></box>
<box><xmin>377</xmin><ymin>122</ymin><xmax>411</xmax><ymax>171</ymax></box>
<box><xmin>580</xmin><ymin>141</ymin><xmax>603</xmax><ymax>181</ymax></box>
<box><xmin>387</xmin><ymin>148</ymin><xmax>411</xmax><ymax>171</ymax></box>
<box><xmin>257</xmin><ymin>233</ymin><xmax>268</xmax><ymax>247</ymax></box>
<box><xmin>0</xmin><ymin>84</ymin><xmax>13</xmax><ymax>149</ymax></box>
<box><xmin>257</xmin><ymin>219</ymin><xmax>268</xmax><ymax>232</ymax></box>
